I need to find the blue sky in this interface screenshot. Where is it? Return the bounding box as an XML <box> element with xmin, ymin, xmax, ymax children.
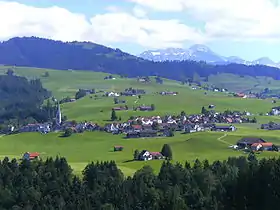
<box><xmin>2</xmin><ymin>0</ymin><xmax>280</xmax><ymax>61</ymax></box>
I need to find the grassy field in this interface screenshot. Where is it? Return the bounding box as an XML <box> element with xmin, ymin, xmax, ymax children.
<box><xmin>2</xmin><ymin>66</ymin><xmax>280</xmax><ymax>123</ymax></box>
<box><xmin>207</xmin><ymin>73</ymin><xmax>280</xmax><ymax>93</ymax></box>
<box><xmin>1</xmin><ymin>66</ymin><xmax>280</xmax><ymax>176</ymax></box>
<box><xmin>1</xmin><ymin>126</ymin><xmax>280</xmax><ymax>176</ymax></box>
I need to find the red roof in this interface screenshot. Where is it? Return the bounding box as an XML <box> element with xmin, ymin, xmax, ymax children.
<box><xmin>252</xmin><ymin>142</ymin><xmax>273</xmax><ymax>147</ymax></box>
<box><xmin>236</xmin><ymin>93</ymin><xmax>245</xmax><ymax>97</ymax></box>
<box><xmin>150</xmin><ymin>152</ymin><xmax>162</xmax><ymax>156</ymax></box>
<box><xmin>29</xmin><ymin>152</ymin><xmax>40</xmax><ymax>158</ymax></box>
<box><xmin>132</xmin><ymin>125</ymin><xmax>142</xmax><ymax>129</ymax></box>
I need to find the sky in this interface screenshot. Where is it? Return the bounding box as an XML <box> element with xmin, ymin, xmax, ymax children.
<box><xmin>1</xmin><ymin>0</ymin><xmax>280</xmax><ymax>61</ymax></box>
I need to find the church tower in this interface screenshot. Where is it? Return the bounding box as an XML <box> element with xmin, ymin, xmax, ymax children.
<box><xmin>56</xmin><ymin>103</ymin><xmax>62</xmax><ymax>125</ymax></box>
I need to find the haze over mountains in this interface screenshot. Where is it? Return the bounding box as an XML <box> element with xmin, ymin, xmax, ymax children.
<box><xmin>139</xmin><ymin>45</ymin><xmax>280</xmax><ymax>68</ymax></box>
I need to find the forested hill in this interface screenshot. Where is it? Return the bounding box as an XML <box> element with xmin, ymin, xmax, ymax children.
<box><xmin>0</xmin><ymin>74</ymin><xmax>54</xmax><ymax>126</ymax></box>
<box><xmin>1</xmin><ymin>37</ymin><xmax>280</xmax><ymax>80</ymax></box>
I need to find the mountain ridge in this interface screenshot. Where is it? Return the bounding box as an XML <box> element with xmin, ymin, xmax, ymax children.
<box><xmin>1</xmin><ymin>36</ymin><xmax>280</xmax><ymax>83</ymax></box>
<box><xmin>139</xmin><ymin>45</ymin><xmax>280</xmax><ymax>68</ymax></box>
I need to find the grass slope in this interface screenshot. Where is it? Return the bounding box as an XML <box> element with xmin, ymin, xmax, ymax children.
<box><xmin>1</xmin><ymin>66</ymin><xmax>280</xmax><ymax>175</ymax></box>
<box><xmin>1</xmin><ymin>126</ymin><xmax>280</xmax><ymax>176</ymax></box>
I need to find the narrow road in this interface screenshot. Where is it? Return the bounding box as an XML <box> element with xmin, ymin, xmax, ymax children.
<box><xmin>217</xmin><ymin>133</ymin><xmax>231</xmax><ymax>145</ymax></box>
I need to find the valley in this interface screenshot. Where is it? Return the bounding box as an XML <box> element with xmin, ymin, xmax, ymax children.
<box><xmin>1</xmin><ymin>66</ymin><xmax>280</xmax><ymax>176</ymax></box>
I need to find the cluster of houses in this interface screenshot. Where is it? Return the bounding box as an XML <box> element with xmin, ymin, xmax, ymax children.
<box><xmin>105</xmin><ymin>88</ymin><xmax>146</xmax><ymax>98</ymax></box>
<box><xmin>14</xmin><ymin>110</ymin><xmax>256</xmax><ymax>136</ymax></box>
<box><xmin>102</xmin><ymin>111</ymin><xmax>255</xmax><ymax>137</ymax></box>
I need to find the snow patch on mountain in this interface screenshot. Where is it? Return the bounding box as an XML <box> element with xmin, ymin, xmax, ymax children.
<box><xmin>139</xmin><ymin>45</ymin><xmax>280</xmax><ymax>69</ymax></box>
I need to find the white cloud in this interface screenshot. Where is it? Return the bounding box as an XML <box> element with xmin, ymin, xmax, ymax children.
<box><xmin>132</xmin><ymin>6</ymin><xmax>147</xmax><ymax>18</ymax></box>
<box><xmin>0</xmin><ymin>1</ymin><xmax>89</xmax><ymax>41</ymax></box>
<box><xmin>87</xmin><ymin>13</ymin><xmax>205</xmax><ymax>48</ymax></box>
<box><xmin>129</xmin><ymin>0</ymin><xmax>280</xmax><ymax>41</ymax></box>
<box><xmin>0</xmin><ymin>1</ymin><xmax>205</xmax><ymax>49</ymax></box>
<box><xmin>3</xmin><ymin>0</ymin><xmax>280</xmax><ymax>51</ymax></box>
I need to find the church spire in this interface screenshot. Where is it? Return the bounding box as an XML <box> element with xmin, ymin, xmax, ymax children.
<box><xmin>56</xmin><ymin>103</ymin><xmax>62</xmax><ymax>125</ymax></box>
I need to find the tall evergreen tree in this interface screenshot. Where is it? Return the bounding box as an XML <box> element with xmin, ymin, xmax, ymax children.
<box><xmin>111</xmin><ymin>109</ymin><xmax>118</xmax><ymax>121</ymax></box>
<box><xmin>161</xmin><ymin>144</ymin><xmax>173</xmax><ymax>160</ymax></box>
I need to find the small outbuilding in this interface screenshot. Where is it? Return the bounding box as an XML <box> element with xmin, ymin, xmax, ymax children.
<box><xmin>114</xmin><ymin>146</ymin><xmax>124</xmax><ymax>152</ymax></box>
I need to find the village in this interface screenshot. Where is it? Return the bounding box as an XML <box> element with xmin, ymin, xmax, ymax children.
<box><xmin>4</xmin><ymin>83</ymin><xmax>280</xmax><ymax>162</ymax></box>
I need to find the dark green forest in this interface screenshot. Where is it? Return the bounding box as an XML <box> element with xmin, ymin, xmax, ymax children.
<box><xmin>1</xmin><ymin>37</ymin><xmax>280</xmax><ymax>81</ymax></box>
<box><xmin>0</xmin><ymin>156</ymin><xmax>279</xmax><ymax>210</ymax></box>
<box><xmin>0</xmin><ymin>74</ymin><xmax>55</xmax><ymax>128</ymax></box>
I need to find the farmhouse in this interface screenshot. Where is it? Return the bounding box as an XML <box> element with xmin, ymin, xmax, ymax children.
<box><xmin>106</xmin><ymin>92</ymin><xmax>120</xmax><ymax>97</ymax></box>
<box><xmin>271</xmin><ymin>107</ymin><xmax>280</xmax><ymax>115</ymax></box>
<box><xmin>113</xmin><ymin>106</ymin><xmax>128</xmax><ymax>111</ymax></box>
<box><xmin>235</xmin><ymin>93</ymin><xmax>247</xmax><ymax>98</ymax></box>
<box><xmin>237</xmin><ymin>137</ymin><xmax>266</xmax><ymax>149</ymax></box>
<box><xmin>160</xmin><ymin>91</ymin><xmax>178</xmax><ymax>96</ymax></box>
<box><xmin>121</xmin><ymin>88</ymin><xmax>146</xmax><ymax>96</ymax></box>
<box><xmin>261</xmin><ymin>122</ymin><xmax>280</xmax><ymax>130</ymax></box>
<box><xmin>138</xmin><ymin>150</ymin><xmax>165</xmax><ymax>161</ymax></box>
<box><xmin>137</xmin><ymin>77</ymin><xmax>150</xmax><ymax>83</ymax></box>
<box><xmin>114</xmin><ymin>146</ymin><xmax>124</xmax><ymax>152</ymax></box>
<box><xmin>104</xmin><ymin>75</ymin><xmax>116</xmax><ymax>80</ymax></box>
<box><xmin>138</xmin><ymin>106</ymin><xmax>153</xmax><ymax>111</ymax></box>
<box><xmin>251</xmin><ymin>142</ymin><xmax>276</xmax><ymax>152</ymax></box>
<box><xmin>22</xmin><ymin>152</ymin><xmax>40</xmax><ymax>161</ymax></box>
<box><xmin>138</xmin><ymin>150</ymin><xmax>152</xmax><ymax>161</ymax></box>
<box><xmin>211</xmin><ymin>125</ymin><xmax>236</xmax><ymax>132</ymax></box>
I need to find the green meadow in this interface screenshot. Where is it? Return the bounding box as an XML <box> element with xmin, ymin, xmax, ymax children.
<box><xmin>1</xmin><ymin>66</ymin><xmax>280</xmax><ymax>175</ymax></box>
<box><xmin>1</xmin><ymin>127</ymin><xmax>280</xmax><ymax>176</ymax></box>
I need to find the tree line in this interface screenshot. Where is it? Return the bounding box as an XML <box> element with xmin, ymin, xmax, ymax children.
<box><xmin>0</xmin><ymin>73</ymin><xmax>57</xmax><ymax>130</ymax></box>
<box><xmin>1</xmin><ymin>37</ymin><xmax>280</xmax><ymax>82</ymax></box>
<box><xmin>0</xmin><ymin>155</ymin><xmax>279</xmax><ymax>209</ymax></box>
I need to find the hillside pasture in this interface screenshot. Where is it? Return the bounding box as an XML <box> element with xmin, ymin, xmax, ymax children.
<box><xmin>1</xmin><ymin>128</ymin><xmax>280</xmax><ymax>176</ymax></box>
<box><xmin>1</xmin><ymin>66</ymin><xmax>280</xmax><ymax>176</ymax></box>
<box><xmin>61</xmin><ymin>90</ymin><xmax>279</xmax><ymax>123</ymax></box>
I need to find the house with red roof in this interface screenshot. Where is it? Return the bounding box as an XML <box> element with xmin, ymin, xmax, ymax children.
<box><xmin>251</xmin><ymin>142</ymin><xmax>277</xmax><ymax>151</ymax></box>
<box><xmin>22</xmin><ymin>152</ymin><xmax>40</xmax><ymax>161</ymax></box>
<box><xmin>137</xmin><ymin>150</ymin><xmax>165</xmax><ymax>161</ymax></box>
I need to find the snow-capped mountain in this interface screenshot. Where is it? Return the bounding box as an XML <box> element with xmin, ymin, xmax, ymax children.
<box><xmin>251</xmin><ymin>57</ymin><xmax>277</xmax><ymax>67</ymax></box>
<box><xmin>139</xmin><ymin>45</ymin><xmax>280</xmax><ymax>68</ymax></box>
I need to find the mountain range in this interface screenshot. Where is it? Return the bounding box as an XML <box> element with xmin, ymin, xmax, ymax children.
<box><xmin>139</xmin><ymin>45</ymin><xmax>280</xmax><ymax>68</ymax></box>
<box><xmin>1</xmin><ymin>37</ymin><xmax>280</xmax><ymax>82</ymax></box>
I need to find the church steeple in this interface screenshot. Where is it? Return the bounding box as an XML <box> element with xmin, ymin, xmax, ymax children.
<box><xmin>56</xmin><ymin>103</ymin><xmax>62</xmax><ymax>125</ymax></box>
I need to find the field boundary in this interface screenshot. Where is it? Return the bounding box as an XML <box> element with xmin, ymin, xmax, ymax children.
<box><xmin>217</xmin><ymin>134</ymin><xmax>231</xmax><ymax>145</ymax></box>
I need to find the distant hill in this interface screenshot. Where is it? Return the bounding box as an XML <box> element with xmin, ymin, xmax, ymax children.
<box><xmin>1</xmin><ymin>37</ymin><xmax>280</xmax><ymax>81</ymax></box>
<box><xmin>139</xmin><ymin>45</ymin><xmax>280</xmax><ymax>68</ymax></box>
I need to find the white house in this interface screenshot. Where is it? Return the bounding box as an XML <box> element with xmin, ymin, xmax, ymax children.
<box><xmin>106</xmin><ymin>92</ymin><xmax>120</xmax><ymax>97</ymax></box>
<box><xmin>272</xmin><ymin>107</ymin><xmax>280</xmax><ymax>115</ymax></box>
<box><xmin>138</xmin><ymin>150</ymin><xmax>152</xmax><ymax>161</ymax></box>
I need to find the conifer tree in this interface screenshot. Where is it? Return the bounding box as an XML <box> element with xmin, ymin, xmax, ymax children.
<box><xmin>111</xmin><ymin>109</ymin><xmax>117</xmax><ymax>121</ymax></box>
<box><xmin>161</xmin><ymin>144</ymin><xmax>173</xmax><ymax>160</ymax></box>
